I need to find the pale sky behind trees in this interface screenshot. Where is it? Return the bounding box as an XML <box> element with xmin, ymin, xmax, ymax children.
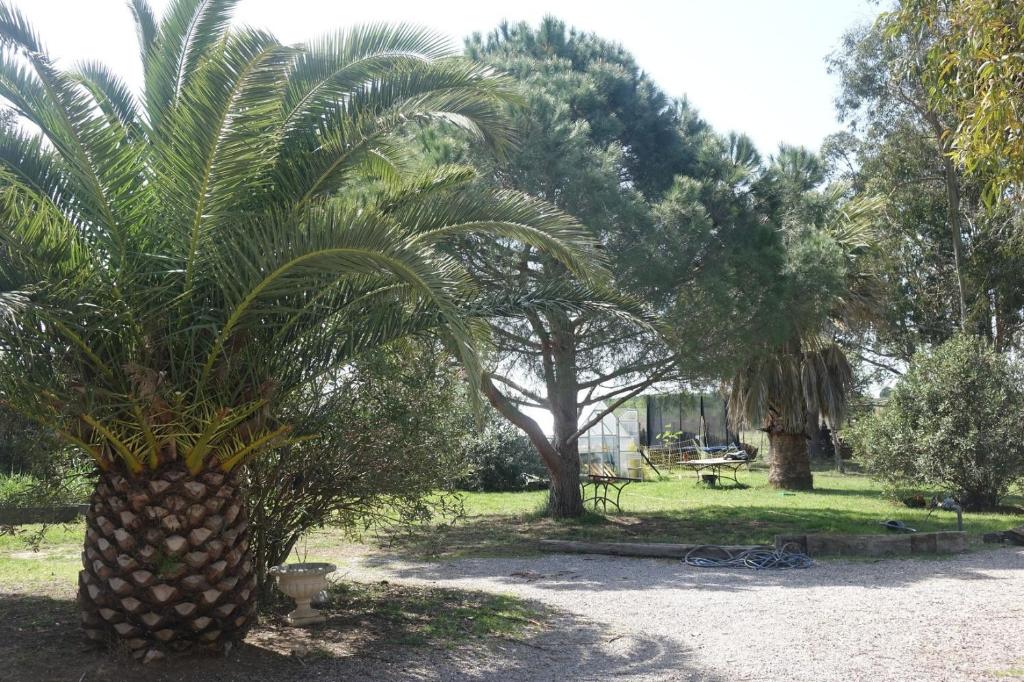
<box><xmin>18</xmin><ymin>0</ymin><xmax>878</xmax><ymax>155</ymax></box>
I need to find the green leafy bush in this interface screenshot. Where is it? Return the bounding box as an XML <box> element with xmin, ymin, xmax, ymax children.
<box><xmin>848</xmin><ymin>334</ymin><xmax>1024</xmax><ymax>510</ymax></box>
<box><xmin>246</xmin><ymin>341</ymin><xmax>474</xmax><ymax>598</ymax></box>
<box><xmin>456</xmin><ymin>417</ymin><xmax>546</xmax><ymax>492</ymax></box>
<box><xmin>0</xmin><ymin>457</ymin><xmax>93</xmax><ymax>508</ymax></box>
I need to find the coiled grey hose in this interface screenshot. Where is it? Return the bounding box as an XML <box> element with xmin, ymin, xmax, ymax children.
<box><xmin>683</xmin><ymin>544</ymin><xmax>814</xmax><ymax>570</ymax></box>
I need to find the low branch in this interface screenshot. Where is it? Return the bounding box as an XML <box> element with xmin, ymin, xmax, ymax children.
<box><xmin>580</xmin><ymin>376</ymin><xmax>666</xmax><ymax>407</ymax></box>
<box><xmin>567</xmin><ymin>367</ymin><xmax>672</xmax><ymax>445</ymax></box>
<box><xmin>853</xmin><ymin>351</ymin><xmax>904</xmax><ymax>377</ymax></box>
<box><xmin>490</xmin><ymin>374</ymin><xmax>549</xmax><ymax>408</ymax></box>
<box><xmin>481</xmin><ymin>373</ymin><xmax>559</xmax><ymax>471</ymax></box>
<box><xmin>576</xmin><ymin>357</ymin><xmax>674</xmax><ymax>390</ymax></box>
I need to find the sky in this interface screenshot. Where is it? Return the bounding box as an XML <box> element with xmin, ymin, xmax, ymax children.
<box><xmin>16</xmin><ymin>0</ymin><xmax>881</xmax><ymax>155</ymax></box>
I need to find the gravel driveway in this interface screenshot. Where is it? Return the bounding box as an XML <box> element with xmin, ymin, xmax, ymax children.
<box><xmin>323</xmin><ymin>546</ymin><xmax>1024</xmax><ymax>682</ymax></box>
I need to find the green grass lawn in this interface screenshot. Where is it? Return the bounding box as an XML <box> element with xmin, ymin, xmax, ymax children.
<box><xmin>2</xmin><ymin>465</ymin><xmax>1021</xmax><ymax>580</ymax></box>
<box><xmin>389</xmin><ymin>464</ymin><xmax>1023</xmax><ymax>559</ymax></box>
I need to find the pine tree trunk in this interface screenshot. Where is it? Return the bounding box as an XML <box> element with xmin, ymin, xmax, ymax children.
<box><xmin>79</xmin><ymin>464</ymin><xmax>257</xmax><ymax>662</ymax></box>
<box><xmin>546</xmin><ymin>313</ymin><xmax>584</xmax><ymax>518</ymax></box>
<box><xmin>547</xmin><ymin>443</ymin><xmax>583</xmax><ymax>518</ymax></box>
<box><xmin>831</xmin><ymin>425</ymin><xmax>845</xmax><ymax>474</ymax></box>
<box><xmin>768</xmin><ymin>430</ymin><xmax>813</xmax><ymax>490</ymax></box>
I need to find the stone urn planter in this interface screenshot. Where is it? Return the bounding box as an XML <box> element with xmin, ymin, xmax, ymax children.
<box><xmin>269</xmin><ymin>562</ymin><xmax>336</xmax><ymax>626</ymax></box>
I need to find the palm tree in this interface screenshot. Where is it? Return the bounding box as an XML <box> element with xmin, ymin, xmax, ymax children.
<box><xmin>729</xmin><ymin>338</ymin><xmax>855</xmax><ymax>489</ymax></box>
<box><xmin>0</xmin><ymin>0</ymin><xmax>599</xmax><ymax>661</ymax></box>
<box><xmin>728</xmin><ymin>151</ymin><xmax>878</xmax><ymax>490</ymax></box>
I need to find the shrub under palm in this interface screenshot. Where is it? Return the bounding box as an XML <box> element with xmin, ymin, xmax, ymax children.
<box><xmin>0</xmin><ymin>0</ymin><xmax>597</xmax><ymax>661</ymax></box>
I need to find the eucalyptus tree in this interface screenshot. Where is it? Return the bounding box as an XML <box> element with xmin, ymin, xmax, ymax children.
<box><xmin>0</xmin><ymin>0</ymin><xmax>598</xmax><ymax>660</ymax></box>
<box><xmin>886</xmin><ymin>0</ymin><xmax>1024</xmax><ymax>199</ymax></box>
<box><xmin>439</xmin><ymin>19</ymin><xmax>776</xmax><ymax>517</ymax></box>
<box><xmin>827</xmin><ymin>19</ymin><xmax>1024</xmax><ymax>359</ymax></box>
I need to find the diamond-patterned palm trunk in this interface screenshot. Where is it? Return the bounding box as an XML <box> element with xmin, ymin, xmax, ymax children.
<box><xmin>79</xmin><ymin>464</ymin><xmax>257</xmax><ymax>662</ymax></box>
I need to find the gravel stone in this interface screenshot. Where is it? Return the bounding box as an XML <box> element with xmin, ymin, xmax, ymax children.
<box><xmin>323</xmin><ymin>546</ymin><xmax>1024</xmax><ymax>681</ymax></box>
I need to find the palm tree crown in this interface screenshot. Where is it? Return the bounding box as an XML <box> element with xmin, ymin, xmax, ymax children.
<box><xmin>0</xmin><ymin>0</ymin><xmax>598</xmax><ymax>476</ymax></box>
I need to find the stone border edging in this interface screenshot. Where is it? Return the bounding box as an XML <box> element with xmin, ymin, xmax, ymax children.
<box><xmin>775</xmin><ymin>531</ymin><xmax>967</xmax><ymax>557</ymax></box>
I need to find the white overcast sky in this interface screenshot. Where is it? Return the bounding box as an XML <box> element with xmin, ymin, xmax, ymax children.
<box><xmin>16</xmin><ymin>0</ymin><xmax>879</xmax><ymax>155</ymax></box>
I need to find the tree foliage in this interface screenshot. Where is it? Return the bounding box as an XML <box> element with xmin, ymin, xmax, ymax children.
<box><xmin>454</xmin><ymin>412</ymin><xmax>544</xmax><ymax>492</ymax></box>
<box><xmin>439</xmin><ymin>18</ymin><xmax>782</xmax><ymax>516</ymax></box>
<box><xmin>827</xmin><ymin>18</ymin><xmax>1024</xmax><ymax>367</ymax></box>
<box><xmin>0</xmin><ymin>0</ymin><xmax>602</xmax><ymax>656</ymax></box>
<box><xmin>0</xmin><ymin>1</ymin><xmax>597</xmax><ymax>478</ymax></box>
<box><xmin>465</xmin><ymin>17</ymin><xmax>706</xmax><ymax>198</ymax></box>
<box><xmin>248</xmin><ymin>341</ymin><xmax>471</xmax><ymax>597</ymax></box>
<box><xmin>886</xmin><ymin>0</ymin><xmax>1024</xmax><ymax>198</ymax></box>
<box><xmin>727</xmin><ymin>144</ymin><xmax>881</xmax><ymax>485</ymax></box>
<box><xmin>848</xmin><ymin>334</ymin><xmax>1024</xmax><ymax>510</ymax></box>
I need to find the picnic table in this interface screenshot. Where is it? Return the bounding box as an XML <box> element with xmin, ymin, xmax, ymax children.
<box><xmin>678</xmin><ymin>456</ymin><xmax>751</xmax><ymax>486</ymax></box>
<box><xmin>580</xmin><ymin>463</ymin><xmax>641</xmax><ymax>512</ymax></box>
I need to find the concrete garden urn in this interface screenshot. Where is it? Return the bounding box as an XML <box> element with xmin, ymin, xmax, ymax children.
<box><xmin>269</xmin><ymin>562</ymin><xmax>336</xmax><ymax>625</ymax></box>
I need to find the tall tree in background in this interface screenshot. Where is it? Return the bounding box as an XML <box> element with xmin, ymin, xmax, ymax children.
<box><xmin>0</xmin><ymin>1</ymin><xmax>598</xmax><ymax>658</ymax></box>
<box><xmin>827</xmin><ymin>18</ymin><xmax>1024</xmax><ymax>361</ymax></box>
<box><xmin>887</xmin><ymin>0</ymin><xmax>1024</xmax><ymax>200</ymax></box>
<box><xmin>437</xmin><ymin>18</ymin><xmax>777</xmax><ymax>517</ymax></box>
<box><xmin>728</xmin><ymin>147</ymin><xmax>880</xmax><ymax>487</ymax></box>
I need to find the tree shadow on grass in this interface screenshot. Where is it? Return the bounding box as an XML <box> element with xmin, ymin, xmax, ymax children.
<box><xmin>380</xmin><ymin>502</ymin><xmax>1014</xmax><ymax>563</ymax></box>
<box><xmin>0</xmin><ymin>585</ymin><xmax>721</xmax><ymax>682</ymax></box>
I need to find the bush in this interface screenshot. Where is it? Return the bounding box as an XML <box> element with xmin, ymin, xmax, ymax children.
<box><xmin>246</xmin><ymin>341</ymin><xmax>474</xmax><ymax>598</ymax></box>
<box><xmin>0</xmin><ymin>444</ymin><xmax>93</xmax><ymax>509</ymax></box>
<box><xmin>848</xmin><ymin>334</ymin><xmax>1024</xmax><ymax>510</ymax></box>
<box><xmin>456</xmin><ymin>416</ymin><xmax>546</xmax><ymax>492</ymax></box>
<box><xmin>0</xmin><ymin>404</ymin><xmax>61</xmax><ymax>476</ymax></box>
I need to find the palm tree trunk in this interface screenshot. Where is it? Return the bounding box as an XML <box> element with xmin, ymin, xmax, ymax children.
<box><xmin>79</xmin><ymin>464</ymin><xmax>256</xmax><ymax>662</ymax></box>
<box><xmin>767</xmin><ymin>429</ymin><xmax>813</xmax><ymax>490</ymax></box>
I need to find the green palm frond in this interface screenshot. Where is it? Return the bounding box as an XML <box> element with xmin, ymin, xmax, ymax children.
<box><xmin>0</xmin><ymin>2</ymin><xmax>601</xmax><ymax>474</ymax></box>
<box><xmin>72</xmin><ymin>61</ymin><xmax>145</xmax><ymax>139</ymax></box>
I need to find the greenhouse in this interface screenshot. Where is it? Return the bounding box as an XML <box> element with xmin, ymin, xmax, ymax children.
<box><xmin>577</xmin><ymin>392</ymin><xmax>738</xmax><ymax>477</ymax></box>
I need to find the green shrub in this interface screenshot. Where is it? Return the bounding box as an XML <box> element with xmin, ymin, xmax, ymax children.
<box><xmin>0</xmin><ymin>460</ymin><xmax>93</xmax><ymax>507</ymax></box>
<box><xmin>245</xmin><ymin>341</ymin><xmax>474</xmax><ymax>598</ymax></box>
<box><xmin>456</xmin><ymin>417</ymin><xmax>546</xmax><ymax>492</ymax></box>
<box><xmin>848</xmin><ymin>334</ymin><xmax>1024</xmax><ymax>510</ymax></box>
